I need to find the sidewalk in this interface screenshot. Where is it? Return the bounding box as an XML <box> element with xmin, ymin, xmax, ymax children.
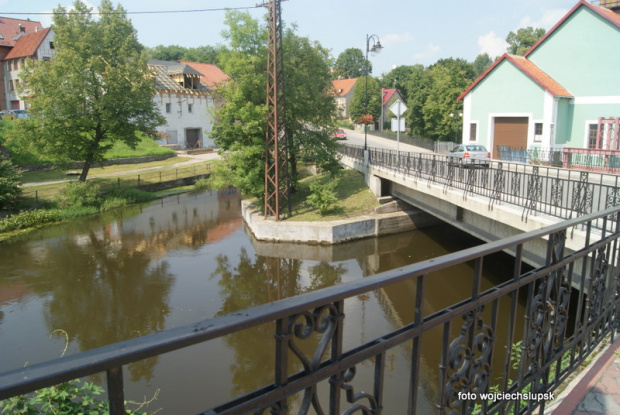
<box><xmin>20</xmin><ymin>150</ymin><xmax>220</xmax><ymax>188</ymax></box>
<box><xmin>547</xmin><ymin>336</ymin><xmax>620</xmax><ymax>414</ymax></box>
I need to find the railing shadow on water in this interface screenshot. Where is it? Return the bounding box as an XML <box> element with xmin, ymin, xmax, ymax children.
<box><xmin>3</xmin><ymin>149</ymin><xmax>620</xmax><ymax>414</ymax></box>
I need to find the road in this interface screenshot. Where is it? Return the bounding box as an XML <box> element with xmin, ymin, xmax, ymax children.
<box><xmin>339</xmin><ymin>128</ymin><xmax>434</xmax><ymax>154</ymax></box>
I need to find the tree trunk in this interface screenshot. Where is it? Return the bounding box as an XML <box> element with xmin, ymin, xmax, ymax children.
<box><xmin>78</xmin><ymin>125</ymin><xmax>103</xmax><ymax>182</ymax></box>
<box><xmin>78</xmin><ymin>152</ymin><xmax>94</xmax><ymax>182</ymax></box>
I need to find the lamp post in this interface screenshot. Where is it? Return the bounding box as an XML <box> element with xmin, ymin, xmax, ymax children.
<box><xmin>364</xmin><ymin>34</ymin><xmax>383</xmax><ymax>150</ymax></box>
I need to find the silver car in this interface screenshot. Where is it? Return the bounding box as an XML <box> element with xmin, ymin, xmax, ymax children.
<box><xmin>448</xmin><ymin>144</ymin><xmax>491</xmax><ymax>167</ymax></box>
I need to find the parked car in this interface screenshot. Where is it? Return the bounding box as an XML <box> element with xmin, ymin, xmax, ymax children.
<box><xmin>447</xmin><ymin>144</ymin><xmax>491</xmax><ymax>167</ymax></box>
<box><xmin>0</xmin><ymin>110</ymin><xmax>16</xmax><ymax>120</ymax></box>
<box><xmin>12</xmin><ymin>109</ymin><xmax>28</xmax><ymax>119</ymax></box>
<box><xmin>333</xmin><ymin>129</ymin><xmax>347</xmax><ymax>140</ymax></box>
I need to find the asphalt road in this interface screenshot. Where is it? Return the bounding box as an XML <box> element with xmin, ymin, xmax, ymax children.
<box><xmin>339</xmin><ymin>128</ymin><xmax>434</xmax><ymax>154</ymax></box>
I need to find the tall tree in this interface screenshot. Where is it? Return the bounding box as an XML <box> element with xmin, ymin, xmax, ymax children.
<box><xmin>472</xmin><ymin>53</ymin><xmax>494</xmax><ymax>78</ymax></box>
<box><xmin>404</xmin><ymin>64</ymin><xmax>431</xmax><ymax>138</ymax></box>
<box><xmin>380</xmin><ymin>65</ymin><xmax>416</xmax><ymax>102</ymax></box>
<box><xmin>348</xmin><ymin>76</ymin><xmax>382</xmax><ymax>124</ymax></box>
<box><xmin>333</xmin><ymin>48</ymin><xmax>371</xmax><ymax>79</ymax></box>
<box><xmin>146</xmin><ymin>44</ymin><xmax>221</xmax><ymax>65</ymax></box>
<box><xmin>209</xmin><ymin>11</ymin><xmax>338</xmax><ymax>200</ymax></box>
<box><xmin>506</xmin><ymin>27</ymin><xmax>546</xmax><ymax>55</ymax></box>
<box><xmin>17</xmin><ymin>0</ymin><xmax>164</xmax><ymax>181</ymax></box>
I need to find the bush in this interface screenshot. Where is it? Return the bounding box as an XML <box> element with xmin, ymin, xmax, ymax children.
<box><xmin>56</xmin><ymin>181</ymin><xmax>101</xmax><ymax>208</ymax></box>
<box><xmin>0</xmin><ymin>160</ymin><xmax>22</xmax><ymax>210</ymax></box>
<box><xmin>0</xmin><ymin>207</ymin><xmax>98</xmax><ymax>233</ymax></box>
<box><xmin>0</xmin><ymin>379</ymin><xmax>147</xmax><ymax>415</ymax></box>
<box><xmin>306</xmin><ymin>177</ymin><xmax>339</xmax><ymax>215</ymax></box>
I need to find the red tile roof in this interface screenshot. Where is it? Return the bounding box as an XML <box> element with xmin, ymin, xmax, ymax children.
<box><xmin>0</xmin><ymin>17</ymin><xmax>44</xmax><ymax>48</ymax></box>
<box><xmin>382</xmin><ymin>88</ymin><xmax>397</xmax><ymax>105</ymax></box>
<box><xmin>458</xmin><ymin>54</ymin><xmax>573</xmax><ymax>100</ymax></box>
<box><xmin>524</xmin><ymin>0</ymin><xmax>620</xmax><ymax>58</ymax></box>
<box><xmin>331</xmin><ymin>78</ymin><xmax>358</xmax><ymax>96</ymax></box>
<box><xmin>4</xmin><ymin>28</ymin><xmax>51</xmax><ymax>60</ymax></box>
<box><xmin>179</xmin><ymin>61</ymin><xmax>230</xmax><ymax>89</ymax></box>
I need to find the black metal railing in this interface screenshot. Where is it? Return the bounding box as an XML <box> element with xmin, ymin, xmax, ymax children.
<box><xmin>1</xmin><ymin>202</ymin><xmax>620</xmax><ymax>414</ymax></box>
<box><xmin>341</xmin><ymin>145</ymin><xmax>620</xmax><ymax>228</ymax></box>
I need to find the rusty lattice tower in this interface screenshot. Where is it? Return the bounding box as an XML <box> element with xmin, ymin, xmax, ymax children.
<box><xmin>263</xmin><ymin>0</ymin><xmax>290</xmax><ymax>220</ymax></box>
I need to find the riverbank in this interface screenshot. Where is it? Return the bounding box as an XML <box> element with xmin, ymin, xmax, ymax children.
<box><xmin>242</xmin><ymin>197</ymin><xmax>440</xmax><ymax>244</ymax></box>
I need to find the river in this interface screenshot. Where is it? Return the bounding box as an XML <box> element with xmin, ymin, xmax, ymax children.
<box><xmin>0</xmin><ymin>189</ymin><xmax>523</xmax><ymax>414</ymax></box>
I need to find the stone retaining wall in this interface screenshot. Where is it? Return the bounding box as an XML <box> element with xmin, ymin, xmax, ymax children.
<box><xmin>242</xmin><ymin>199</ymin><xmax>439</xmax><ymax>245</ymax></box>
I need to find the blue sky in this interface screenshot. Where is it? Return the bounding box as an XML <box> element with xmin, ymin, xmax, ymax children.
<box><xmin>1</xmin><ymin>0</ymin><xmax>581</xmax><ymax>75</ymax></box>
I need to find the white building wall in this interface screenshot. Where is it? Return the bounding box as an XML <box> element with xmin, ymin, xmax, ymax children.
<box><xmin>153</xmin><ymin>92</ymin><xmax>216</xmax><ymax>149</ymax></box>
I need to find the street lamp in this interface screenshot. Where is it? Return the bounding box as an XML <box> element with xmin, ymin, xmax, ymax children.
<box><xmin>364</xmin><ymin>34</ymin><xmax>383</xmax><ymax>150</ymax></box>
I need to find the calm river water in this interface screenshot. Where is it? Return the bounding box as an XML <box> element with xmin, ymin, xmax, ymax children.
<box><xmin>0</xmin><ymin>189</ymin><xmax>522</xmax><ymax>414</ymax></box>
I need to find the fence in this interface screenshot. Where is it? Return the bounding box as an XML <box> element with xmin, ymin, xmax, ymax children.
<box><xmin>1</xmin><ymin>197</ymin><xmax>619</xmax><ymax>414</ymax></box>
<box><xmin>496</xmin><ymin>146</ymin><xmax>620</xmax><ymax>175</ymax></box>
<box><xmin>20</xmin><ymin>163</ymin><xmax>213</xmax><ymax>205</ymax></box>
<box><xmin>370</xmin><ymin>130</ymin><xmax>457</xmax><ymax>154</ymax></box>
<box><xmin>347</xmin><ymin>145</ymin><xmax>620</xmax><ymax>229</ymax></box>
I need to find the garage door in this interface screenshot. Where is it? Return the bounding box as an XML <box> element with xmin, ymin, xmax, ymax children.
<box><xmin>493</xmin><ymin>117</ymin><xmax>528</xmax><ymax>158</ymax></box>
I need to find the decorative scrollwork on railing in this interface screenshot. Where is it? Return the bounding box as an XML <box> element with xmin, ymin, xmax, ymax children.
<box><xmin>571</xmin><ymin>172</ymin><xmax>594</xmax><ymax>218</ymax></box>
<box><xmin>428</xmin><ymin>155</ymin><xmax>437</xmax><ymax>187</ymax></box>
<box><xmin>489</xmin><ymin>163</ymin><xmax>504</xmax><ymax>211</ymax></box>
<box><xmin>441</xmin><ymin>307</ymin><xmax>495</xmax><ymax>413</ymax></box>
<box><xmin>550</xmin><ymin>178</ymin><xmax>563</xmax><ymax>208</ymax></box>
<box><xmin>605</xmin><ymin>187</ymin><xmax>620</xmax><ymax>222</ymax></box>
<box><xmin>522</xmin><ymin>167</ymin><xmax>542</xmax><ymax>222</ymax></box>
<box><xmin>444</xmin><ymin>163</ymin><xmax>455</xmax><ymax>194</ymax></box>
<box><xmin>285</xmin><ymin>304</ymin><xmax>342</xmax><ymax>414</ymax></box>
<box><xmin>587</xmin><ymin>247</ymin><xmax>608</xmax><ymax>327</ymax></box>
<box><xmin>463</xmin><ymin>168</ymin><xmax>476</xmax><ymax>200</ymax></box>
<box><xmin>332</xmin><ymin>366</ymin><xmax>380</xmax><ymax>415</ymax></box>
<box><xmin>510</xmin><ymin>171</ymin><xmax>521</xmax><ymax>197</ymax></box>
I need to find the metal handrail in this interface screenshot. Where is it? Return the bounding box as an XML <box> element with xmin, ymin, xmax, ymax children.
<box><xmin>2</xmin><ymin>200</ymin><xmax>620</xmax><ymax>414</ymax></box>
<box><xmin>341</xmin><ymin>145</ymin><xmax>620</xmax><ymax>227</ymax></box>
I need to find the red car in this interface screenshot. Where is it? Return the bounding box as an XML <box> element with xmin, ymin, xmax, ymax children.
<box><xmin>333</xmin><ymin>129</ymin><xmax>347</xmax><ymax>140</ymax></box>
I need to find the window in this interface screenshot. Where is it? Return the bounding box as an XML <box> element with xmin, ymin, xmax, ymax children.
<box><xmin>188</xmin><ymin>103</ymin><xmax>193</xmax><ymax>113</ymax></box>
<box><xmin>49</xmin><ymin>41</ymin><xmax>55</xmax><ymax>49</ymax></box>
<box><xmin>9</xmin><ymin>80</ymin><xmax>14</xmax><ymax>91</ymax></box>
<box><xmin>588</xmin><ymin>124</ymin><xmax>599</xmax><ymax>149</ymax></box>
<box><xmin>13</xmin><ymin>60</ymin><xmax>18</xmax><ymax>71</ymax></box>
<box><xmin>469</xmin><ymin>123</ymin><xmax>477</xmax><ymax>142</ymax></box>
<box><xmin>165</xmin><ymin>103</ymin><xmax>171</xmax><ymax>113</ymax></box>
<box><xmin>535</xmin><ymin>123</ymin><xmax>543</xmax><ymax>135</ymax></box>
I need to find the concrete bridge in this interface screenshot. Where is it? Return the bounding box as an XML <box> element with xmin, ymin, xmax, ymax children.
<box><xmin>339</xmin><ymin>144</ymin><xmax>620</xmax><ymax>274</ymax></box>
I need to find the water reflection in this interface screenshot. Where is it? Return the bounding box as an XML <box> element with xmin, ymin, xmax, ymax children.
<box><xmin>0</xmin><ymin>188</ymin><xmax>522</xmax><ymax>414</ymax></box>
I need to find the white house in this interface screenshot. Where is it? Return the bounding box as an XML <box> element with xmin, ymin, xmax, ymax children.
<box><xmin>148</xmin><ymin>60</ymin><xmax>216</xmax><ymax>149</ymax></box>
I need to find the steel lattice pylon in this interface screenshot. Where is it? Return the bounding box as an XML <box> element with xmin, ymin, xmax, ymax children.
<box><xmin>263</xmin><ymin>0</ymin><xmax>290</xmax><ymax>220</ymax></box>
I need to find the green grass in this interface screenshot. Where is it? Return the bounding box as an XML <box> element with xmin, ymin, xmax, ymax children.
<box><xmin>104</xmin><ymin>133</ymin><xmax>175</xmax><ymax>158</ymax></box>
<box><xmin>289</xmin><ymin>169</ymin><xmax>379</xmax><ymax>221</ymax></box>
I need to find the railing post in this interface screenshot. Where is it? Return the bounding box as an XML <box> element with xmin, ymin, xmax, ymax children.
<box><xmin>107</xmin><ymin>366</ymin><xmax>125</xmax><ymax>415</ymax></box>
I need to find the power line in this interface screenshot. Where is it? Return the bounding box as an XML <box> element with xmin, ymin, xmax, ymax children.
<box><xmin>0</xmin><ymin>6</ymin><xmax>261</xmax><ymax>16</ymax></box>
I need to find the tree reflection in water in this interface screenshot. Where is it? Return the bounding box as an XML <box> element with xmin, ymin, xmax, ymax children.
<box><xmin>210</xmin><ymin>248</ymin><xmax>347</xmax><ymax>398</ymax></box>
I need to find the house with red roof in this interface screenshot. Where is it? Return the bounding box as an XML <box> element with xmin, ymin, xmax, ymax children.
<box><xmin>331</xmin><ymin>78</ymin><xmax>358</xmax><ymax>119</ymax></box>
<box><xmin>0</xmin><ymin>17</ymin><xmax>53</xmax><ymax>111</ymax></box>
<box><xmin>180</xmin><ymin>61</ymin><xmax>230</xmax><ymax>107</ymax></box>
<box><xmin>458</xmin><ymin>0</ymin><xmax>620</xmax><ymax>163</ymax></box>
<box><xmin>380</xmin><ymin>88</ymin><xmax>405</xmax><ymax>132</ymax></box>
<box><xmin>148</xmin><ymin>60</ymin><xmax>216</xmax><ymax>149</ymax></box>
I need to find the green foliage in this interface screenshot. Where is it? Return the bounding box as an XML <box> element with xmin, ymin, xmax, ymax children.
<box><xmin>349</xmin><ymin>76</ymin><xmax>382</xmax><ymax>124</ymax></box>
<box><xmin>0</xmin><ymin>206</ymin><xmax>98</xmax><ymax>233</ymax></box>
<box><xmin>473</xmin><ymin>53</ymin><xmax>494</xmax><ymax>78</ymax></box>
<box><xmin>212</xmin><ymin>10</ymin><xmax>338</xmax><ymax>201</ymax></box>
<box><xmin>380</xmin><ymin>65</ymin><xmax>417</xmax><ymax>102</ymax></box>
<box><xmin>56</xmin><ymin>181</ymin><xmax>101</xmax><ymax>208</ymax></box>
<box><xmin>506</xmin><ymin>27</ymin><xmax>546</xmax><ymax>55</ymax></box>
<box><xmin>17</xmin><ymin>0</ymin><xmax>165</xmax><ymax>181</ymax></box>
<box><xmin>0</xmin><ymin>379</ymin><xmax>146</xmax><ymax>415</ymax></box>
<box><xmin>0</xmin><ymin>160</ymin><xmax>22</xmax><ymax>210</ymax></box>
<box><xmin>333</xmin><ymin>48</ymin><xmax>370</xmax><ymax>79</ymax></box>
<box><xmin>145</xmin><ymin>44</ymin><xmax>221</xmax><ymax>65</ymax></box>
<box><xmin>194</xmin><ymin>178</ymin><xmax>212</xmax><ymax>192</ymax></box>
<box><xmin>103</xmin><ymin>133</ymin><xmax>175</xmax><ymax>159</ymax></box>
<box><xmin>307</xmin><ymin>177</ymin><xmax>339</xmax><ymax>215</ymax></box>
<box><xmin>99</xmin><ymin>188</ymin><xmax>155</xmax><ymax>211</ymax></box>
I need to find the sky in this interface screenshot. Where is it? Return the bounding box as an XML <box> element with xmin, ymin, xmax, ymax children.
<box><xmin>0</xmin><ymin>0</ymin><xmax>583</xmax><ymax>75</ymax></box>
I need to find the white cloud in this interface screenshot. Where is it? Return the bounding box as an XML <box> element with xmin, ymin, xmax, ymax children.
<box><xmin>518</xmin><ymin>8</ymin><xmax>570</xmax><ymax>31</ymax></box>
<box><xmin>477</xmin><ymin>31</ymin><xmax>508</xmax><ymax>58</ymax></box>
<box><xmin>413</xmin><ymin>42</ymin><xmax>440</xmax><ymax>62</ymax></box>
<box><xmin>381</xmin><ymin>32</ymin><xmax>413</xmax><ymax>46</ymax></box>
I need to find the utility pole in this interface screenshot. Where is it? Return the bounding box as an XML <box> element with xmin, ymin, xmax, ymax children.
<box><xmin>262</xmin><ymin>0</ymin><xmax>290</xmax><ymax>220</ymax></box>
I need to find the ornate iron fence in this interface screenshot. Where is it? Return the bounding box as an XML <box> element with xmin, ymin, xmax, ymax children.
<box><xmin>345</xmin><ymin>145</ymin><xmax>620</xmax><ymax>227</ymax></box>
<box><xmin>1</xmin><ymin>202</ymin><xmax>620</xmax><ymax>414</ymax></box>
